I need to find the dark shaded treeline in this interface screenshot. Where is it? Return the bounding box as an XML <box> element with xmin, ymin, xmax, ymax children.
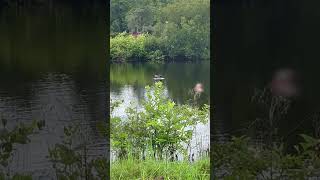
<box><xmin>0</xmin><ymin>7</ymin><xmax>107</xmax><ymax>121</ymax></box>
<box><xmin>0</xmin><ymin>0</ymin><xmax>107</xmax><ymax>75</ymax></box>
<box><xmin>0</xmin><ymin>0</ymin><xmax>105</xmax><ymax>7</ymax></box>
<box><xmin>0</xmin><ymin>2</ymin><xmax>106</xmax><ymax>78</ymax></box>
<box><xmin>214</xmin><ymin>0</ymin><xmax>320</xmax><ymax>148</ymax></box>
<box><xmin>0</xmin><ymin>1</ymin><xmax>107</xmax><ymax>121</ymax></box>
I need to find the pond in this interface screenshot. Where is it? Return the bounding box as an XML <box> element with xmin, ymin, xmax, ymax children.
<box><xmin>110</xmin><ymin>61</ymin><xmax>210</xmax><ymax>160</ymax></box>
<box><xmin>0</xmin><ymin>3</ymin><xmax>106</xmax><ymax>178</ymax></box>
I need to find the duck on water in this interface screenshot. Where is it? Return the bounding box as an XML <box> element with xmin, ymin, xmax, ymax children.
<box><xmin>153</xmin><ymin>74</ymin><xmax>165</xmax><ymax>81</ymax></box>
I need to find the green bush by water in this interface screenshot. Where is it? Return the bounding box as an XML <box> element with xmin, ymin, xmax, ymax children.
<box><xmin>111</xmin><ymin>82</ymin><xmax>209</xmax><ymax>161</ymax></box>
<box><xmin>110</xmin><ymin>32</ymin><xmax>209</xmax><ymax>62</ymax></box>
<box><xmin>110</xmin><ymin>33</ymin><xmax>164</xmax><ymax>62</ymax></box>
<box><xmin>110</xmin><ymin>82</ymin><xmax>210</xmax><ymax>179</ymax></box>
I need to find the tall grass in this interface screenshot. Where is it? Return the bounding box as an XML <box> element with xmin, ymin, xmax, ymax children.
<box><xmin>111</xmin><ymin>157</ymin><xmax>209</xmax><ymax>180</ymax></box>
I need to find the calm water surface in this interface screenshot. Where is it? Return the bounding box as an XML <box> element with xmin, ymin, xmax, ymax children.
<box><xmin>0</xmin><ymin>3</ymin><xmax>106</xmax><ymax>178</ymax></box>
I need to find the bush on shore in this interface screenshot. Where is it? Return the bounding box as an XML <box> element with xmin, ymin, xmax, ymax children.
<box><xmin>110</xmin><ymin>31</ymin><xmax>210</xmax><ymax>62</ymax></box>
<box><xmin>110</xmin><ymin>33</ymin><xmax>164</xmax><ymax>62</ymax></box>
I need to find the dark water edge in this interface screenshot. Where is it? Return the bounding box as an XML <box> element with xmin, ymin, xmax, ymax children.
<box><xmin>110</xmin><ymin>57</ymin><xmax>209</xmax><ymax>63</ymax></box>
<box><xmin>0</xmin><ymin>2</ymin><xmax>107</xmax><ymax>178</ymax></box>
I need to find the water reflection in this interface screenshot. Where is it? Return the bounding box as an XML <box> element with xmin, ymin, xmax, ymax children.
<box><xmin>0</xmin><ymin>2</ymin><xmax>106</xmax><ymax>178</ymax></box>
<box><xmin>111</xmin><ymin>62</ymin><xmax>210</xmax><ymax>105</ymax></box>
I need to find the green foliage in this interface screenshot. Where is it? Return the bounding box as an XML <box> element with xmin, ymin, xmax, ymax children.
<box><xmin>213</xmin><ymin>136</ymin><xmax>268</xmax><ymax>179</ymax></box>
<box><xmin>126</xmin><ymin>7</ymin><xmax>154</xmax><ymax>33</ymax></box>
<box><xmin>48</xmin><ymin>125</ymin><xmax>107</xmax><ymax>180</ymax></box>
<box><xmin>110</xmin><ymin>33</ymin><xmax>164</xmax><ymax>62</ymax></box>
<box><xmin>111</xmin><ymin>0</ymin><xmax>130</xmax><ymax>33</ymax></box>
<box><xmin>110</xmin><ymin>0</ymin><xmax>210</xmax><ymax>61</ymax></box>
<box><xmin>111</xmin><ymin>115</ymin><xmax>129</xmax><ymax>159</ymax></box>
<box><xmin>48</xmin><ymin>125</ymin><xmax>82</xmax><ymax>180</ymax></box>
<box><xmin>110</xmin><ymin>100</ymin><xmax>128</xmax><ymax>160</ymax></box>
<box><xmin>295</xmin><ymin>134</ymin><xmax>320</xmax><ymax>170</ymax></box>
<box><xmin>111</xmin><ymin>82</ymin><xmax>209</xmax><ymax>161</ymax></box>
<box><xmin>0</xmin><ymin>119</ymin><xmax>44</xmax><ymax>179</ymax></box>
<box><xmin>89</xmin><ymin>157</ymin><xmax>108</xmax><ymax>180</ymax></box>
<box><xmin>213</xmin><ymin>134</ymin><xmax>320</xmax><ymax>179</ymax></box>
<box><xmin>111</xmin><ymin>157</ymin><xmax>209</xmax><ymax>179</ymax></box>
<box><xmin>154</xmin><ymin>0</ymin><xmax>210</xmax><ymax>59</ymax></box>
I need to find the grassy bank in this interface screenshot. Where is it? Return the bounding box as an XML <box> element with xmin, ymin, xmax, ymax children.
<box><xmin>111</xmin><ymin>158</ymin><xmax>209</xmax><ymax>180</ymax></box>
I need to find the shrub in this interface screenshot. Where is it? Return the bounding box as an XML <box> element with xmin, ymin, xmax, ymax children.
<box><xmin>213</xmin><ymin>134</ymin><xmax>320</xmax><ymax>179</ymax></box>
<box><xmin>110</xmin><ymin>33</ymin><xmax>147</xmax><ymax>61</ymax></box>
<box><xmin>110</xmin><ymin>33</ymin><xmax>164</xmax><ymax>62</ymax></box>
<box><xmin>111</xmin><ymin>82</ymin><xmax>209</xmax><ymax>161</ymax></box>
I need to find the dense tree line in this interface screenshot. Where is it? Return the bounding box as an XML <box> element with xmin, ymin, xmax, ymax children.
<box><xmin>110</xmin><ymin>0</ymin><xmax>210</xmax><ymax>62</ymax></box>
<box><xmin>0</xmin><ymin>0</ymin><xmax>105</xmax><ymax>8</ymax></box>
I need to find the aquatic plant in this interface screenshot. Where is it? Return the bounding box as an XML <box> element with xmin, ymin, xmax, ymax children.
<box><xmin>48</xmin><ymin>124</ymin><xmax>107</xmax><ymax>180</ymax></box>
<box><xmin>0</xmin><ymin>119</ymin><xmax>44</xmax><ymax>179</ymax></box>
